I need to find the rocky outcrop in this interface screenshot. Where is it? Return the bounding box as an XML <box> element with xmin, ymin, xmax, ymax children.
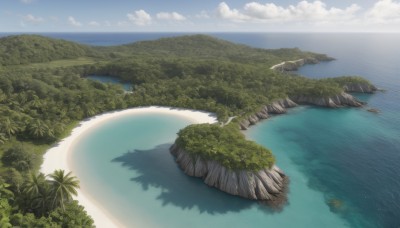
<box><xmin>367</xmin><ymin>108</ymin><xmax>380</xmax><ymax>114</ymax></box>
<box><xmin>170</xmin><ymin>144</ymin><xmax>287</xmax><ymax>201</ymax></box>
<box><xmin>291</xmin><ymin>92</ymin><xmax>364</xmax><ymax>108</ymax></box>
<box><xmin>270</xmin><ymin>57</ymin><xmax>334</xmax><ymax>71</ymax></box>
<box><xmin>240</xmin><ymin>98</ymin><xmax>297</xmax><ymax>130</ymax></box>
<box><xmin>343</xmin><ymin>83</ymin><xmax>377</xmax><ymax>93</ymax></box>
<box><xmin>239</xmin><ymin>92</ymin><xmax>365</xmax><ymax>129</ymax></box>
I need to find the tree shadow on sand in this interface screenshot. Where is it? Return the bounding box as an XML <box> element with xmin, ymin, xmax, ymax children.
<box><xmin>112</xmin><ymin>143</ymin><xmax>258</xmax><ymax>215</ymax></box>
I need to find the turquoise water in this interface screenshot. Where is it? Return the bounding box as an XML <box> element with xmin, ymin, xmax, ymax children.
<box><xmin>72</xmin><ymin>112</ymin><xmax>351</xmax><ymax>228</ymax></box>
<box><xmin>60</xmin><ymin>33</ymin><xmax>400</xmax><ymax>227</ymax></box>
<box><xmin>247</xmin><ymin>106</ymin><xmax>386</xmax><ymax>228</ymax></box>
<box><xmin>86</xmin><ymin>75</ymin><xmax>132</xmax><ymax>91</ymax></box>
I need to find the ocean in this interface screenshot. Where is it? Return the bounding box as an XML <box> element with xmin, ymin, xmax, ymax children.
<box><xmin>19</xmin><ymin>33</ymin><xmax>399</xmax><ymax>228</ymax></box>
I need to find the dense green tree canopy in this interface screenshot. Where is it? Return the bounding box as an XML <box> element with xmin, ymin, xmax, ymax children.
<box><xmin>0</xmin><ymin>35</ymin><xmax>98</xmax><ymax>66</ymax></box>
<box><xmin>176</xmin><ymin>124</ymin><xmax>275</xmax><ymax>171</ymax></box>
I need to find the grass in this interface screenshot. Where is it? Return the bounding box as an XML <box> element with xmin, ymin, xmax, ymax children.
<box><xmin>58</xmin><ymin>120</ymin><xmax>80</xmax><ymax>139</ymax></box>
<box><xmin>23</xmin><ymin>57</ymin><xmax>98</xmax><ymax>69</ymax></box>
<box><xmin>1</xmin><ymin>57</ymin><xmax>101</xmax><ymax>71</ymax></box>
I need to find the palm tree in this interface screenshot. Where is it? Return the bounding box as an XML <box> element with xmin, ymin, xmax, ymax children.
<box><xmin>27</xmin><ymin>119</ymin><xmax>53</xmax><ymax>139</ymax></box>
<box><xmin>0</xmin><ymin>117</ymin><xmax>19</xmax><ymax>137</ymax></box>
<box><xmin>0</xmin><ymin>133</ymin><xmax>7</xmax><ymax>144</ymax></box>
<box><xmin>22</xmin><ymin>173</ymin><xmax>53</xmax><ymax>215</ymax></box>
<box><xmin>0</xmin><ymin>90</ymin><xmax>6</xmax><ymax>103</ymax></box>
<box><xmin>31</xmin><ymin>183</ymin><xmax>53</xmax><ymax>216</ymax></box>
<box><xmin>82</xmin><ymin>104</ymin><xmax>97</xmax><ymax>118</ymax></box>
<box><xmin>23</xmin><ymin>173</ymin><xmax>46</xmax><ymax>199</ymax></box>
<box><xmin>0</xmin><ymin>181</ymin><xmax>14</xmax><ymax>201</ymax></box>
<box><xmin>29</xmin><ymin>97</ymin><xmax>42</xmax><ymax>109</ymax></box>
<box><xmin>48</xmin><ymin>170</ymin><xmax>80</xmax><ymax>211</ymax></box>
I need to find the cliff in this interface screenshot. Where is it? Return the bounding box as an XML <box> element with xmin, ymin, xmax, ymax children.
<box><xmin>240</xmin><ymin>98</ymin><xmax>297</xmax><ymax>130</ymax></box>
<box><xmin>270</xmin><ymin>56</ymin><xmax>334</xmax><ymax>71</ymax></box>
<box><xmin>170</xmin><ymin>144</ymin><xmax>287</xmax><ymax>201</ymax></box>
<box><xmin>343</xmin><ymin>83</ymin><xmax>377</xmax><ymax>93</ymax></box>
<box><xmin>291</xmin><ymin>92</ymin><xmax>364</xmax><ymax>108</ymax></box>
<box><xmin>239</xmin><ymin>93</ymin><xmax>363</xmax><ymax>130</ymax></box>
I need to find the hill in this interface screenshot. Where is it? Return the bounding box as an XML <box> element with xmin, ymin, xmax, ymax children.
<box><xmin>103</xmin><ymin>34</ymin><xmax>331</xmax><ymax>66</ymax></box>
<box><xmin>0</xmin><ymin>35</ymin><xmax>97</xmax><ymax>66</ymax></box>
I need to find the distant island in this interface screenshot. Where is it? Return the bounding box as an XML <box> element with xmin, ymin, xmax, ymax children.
<box><xmin>0</xmin><ymin>34</ymin><xmax>376</xmax><ymax>226</ymax></box>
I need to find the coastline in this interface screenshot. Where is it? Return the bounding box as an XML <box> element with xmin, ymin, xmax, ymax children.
<box><xmin>40</xmin><ymin>106</ymin><xmax>217</xmax><ymax>228</ymax></box>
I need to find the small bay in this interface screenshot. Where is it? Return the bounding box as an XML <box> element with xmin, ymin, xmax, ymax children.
<box><xmin>71</xmin><ymin>111</ymin><xmax>350</xmax><ymax>228</ymax></box>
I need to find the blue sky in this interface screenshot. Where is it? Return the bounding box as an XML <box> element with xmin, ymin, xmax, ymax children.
<box><xmin>1</xmin><ymin>0</ymin><xmax>399</xmax><ymax>32</ymax></box>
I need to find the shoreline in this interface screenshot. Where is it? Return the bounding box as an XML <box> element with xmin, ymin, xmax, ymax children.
<box><xmin>40</xmin><ymin>106</ymin><xmax>217</xmax><ymax>228</ymax></box>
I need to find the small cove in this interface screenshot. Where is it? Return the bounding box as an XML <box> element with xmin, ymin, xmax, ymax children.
<box><xmin>70</xmin><ymin>110</ymin><xmax>352</xmax><ymax>227</ymax></box>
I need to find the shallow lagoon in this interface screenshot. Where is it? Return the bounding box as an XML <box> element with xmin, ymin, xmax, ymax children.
<box><xmin>71</xmin><ymin>111</ymin><xmax>355</xmax><ymax>228</ymax></box>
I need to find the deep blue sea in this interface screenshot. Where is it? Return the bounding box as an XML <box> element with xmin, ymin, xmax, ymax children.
<box><xmin>7</xmin><ymin>33</ymin><xmax>397</xmax><ymax>228</ymax></box>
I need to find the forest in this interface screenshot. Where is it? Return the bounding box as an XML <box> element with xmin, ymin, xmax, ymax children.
<box><xmin>176</xmin><ymin>123</ymin><xmax>275</xmax><ymax>171</ymax></box>
<box><xmin>0</xmin><ymin>34</ymin><xmax>373</xmax><ymax>226</ymax></box>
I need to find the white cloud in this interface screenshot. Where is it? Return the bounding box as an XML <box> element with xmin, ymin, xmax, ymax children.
<box><xmin>127</xmin><ymin>10</ymin><xmax>152</xmax><ymax>26</ymax></box>
<box><xmin>243</xmin><ymin>2</ymin><xmax>290</xmax><ymax>20</ymax></box>
<box><xmin>22</xmin><ymin>14</ymin><xmax>44</xmax><ymax>24</ymax></box>
<box><xmin>217</xmin><ymin>1</ymin><xmax>360</xmax><ymax>23</ymax></box>
<box><xmin>366</xmin><ymin>0</ymin><xmax>400</xmax><ymax>23</ymax></box>
<box><xmin>156</xmin><ymin>12</ymin><xmax>186</xmax><ymax>21</ymax></box>
<box><xmin>217</xmin><ymin>2</ymin><xmax>249</xmax><ymax>21</ymax></box>
<box><xmin>68</xmin><ymin>16</ymin><xmax>82</xmax><ymax>27</ymax></box>
<box><xmin>88</xmin><ymin>21</ymin><xmax>100</xmax><ymax>27</ymax></box>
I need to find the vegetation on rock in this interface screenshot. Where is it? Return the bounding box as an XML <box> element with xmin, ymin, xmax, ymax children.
<box><xmin>176</xmin><ymin>124</ymin><xmax>275</xmax><ymax>171</ymax></box>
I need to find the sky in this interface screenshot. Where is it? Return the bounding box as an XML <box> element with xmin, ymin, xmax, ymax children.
<box><xmin>0</xmin><ymin>0</ymin><xmax>399</xmax><ymax>32</ymax></box>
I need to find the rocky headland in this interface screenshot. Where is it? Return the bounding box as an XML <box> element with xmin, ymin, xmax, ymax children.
<box><xmin>170</xmin><ymin>143</ymin><xmax>288</xmax><ymax>202</ymax></box>
<box><xmin>239</xmin><ymin>92</ymin><xmax>364</xmax><ymax>130</ymax></box>
<box><xmin>343</xmin><ymin>82</ymin><xmax>377</xmax><ymax>93</ymax></box>
<box><xmin>170</xmin><ymin>90</ymin><xmax>371</xmax><ymax>203</ymax></box>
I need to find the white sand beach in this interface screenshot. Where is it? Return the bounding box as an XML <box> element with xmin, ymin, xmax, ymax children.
<box><xmin>40</xmin><ymin>106</ymin><xmax>217</xmax><ymax>228</ymax></box>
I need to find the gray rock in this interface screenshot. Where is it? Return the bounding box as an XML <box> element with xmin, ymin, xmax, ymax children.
<box><xmin>292</xmin><ymin>92</ymin><xmax>363</xmax><ymax>107</ymax></box>
<box><xmin>224</xmin><ymin>171</ymin><xmax>239</xmax><ymax>195</ymax></box>
<box><xmin>194</xmin><ymin>157</ymin><xmax>208</xmax><ymax>177</ymax></box>
<box><xmin>239</xmin><ymin>98</ymin><xmax>298</xmax><ymax>128</ymax></box>
<box><xmin>239</xmin><ymin>119</ymin><xmax>250</xmax><ymax>130</ymax></box>
<box><xmin>256</xmin><ymin>110</ymin><xmax>269</xmax><ymax>119</ymax></box>
<box><xmin>343</xmin><ymin>83</ymin><xmax>377</xmax><ymax>93</ymax></box>
<box><xmin>170</xmin><ymin>146</ymin><xmax>286</xmax><ymax>201</ymax></box>
<box><xmin>266</xmin><ymin>102</ymin><xmax>287</xmax><ymax>114</ymax></box>
<box><xmin>248</xmin><ymin>115</ymin><xmax>259</xmax><ymax>125</ymax></box>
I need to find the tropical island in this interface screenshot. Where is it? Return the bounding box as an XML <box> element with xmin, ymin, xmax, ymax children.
<box><xmin>171</xmin><ymin>123</ymin><xmax>287</xmax><ymax>203</ymax></box>
<box><xmin>0</xmin><ymin>34</ymin><xmax>376</xmax><ymax>226</ymax></box>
